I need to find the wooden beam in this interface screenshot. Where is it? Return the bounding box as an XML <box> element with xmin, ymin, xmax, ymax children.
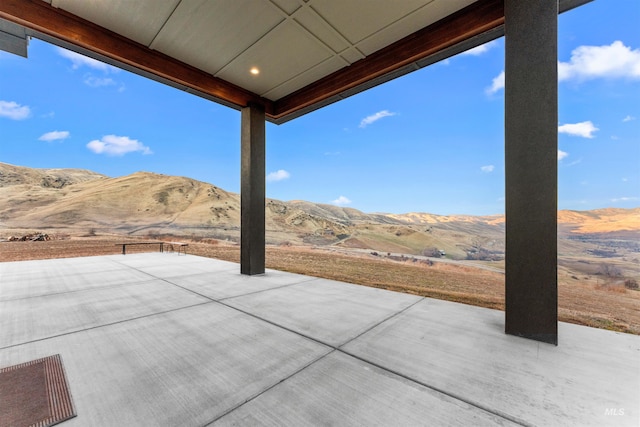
<box><xmin>273</xmin><ymin>0</ymin><xmax>504</xmax><ymax>120</ymax></box>
<box><xmin>0</xmin><ymin>0</ymin><xmax>273</xmax><ymax>114</ymax></box>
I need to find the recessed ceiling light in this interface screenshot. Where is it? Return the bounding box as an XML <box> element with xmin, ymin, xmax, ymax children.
<box><xmin>250</xmin><ymin>67</ymin><xmax>260</xmax><ymax>75</ymax></box>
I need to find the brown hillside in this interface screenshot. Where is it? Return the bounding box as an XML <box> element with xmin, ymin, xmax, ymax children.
<box><xmin>3</xmin><ymin>171</ymin><xmax>241</xmax><ymax>234</ymax></box>
<box><xmin>558</xmin><ymin>208</ymin><xmax>640</xmax><ymax>233</ymax></box>
<box><xmin>393</xmin><ymin>209</ymin><xmax>640</xmax><ymax>235</ymax></box>
<box><xmin>0</xmin><ymin>167</ymin><xmax>364</xmax><ymax>244</ymax></box>
<box><xmin>0</xmin><ymin>162</ymin><xmax>105</xmax><ymax>187</ymax></box>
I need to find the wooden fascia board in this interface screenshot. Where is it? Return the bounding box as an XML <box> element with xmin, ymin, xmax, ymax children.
<box><xmin>273</xmin><ymin>0</ymin><xmax>504</xmax><ymax>120</ymax></box>
<box><xmin>0</xmin><ymin>0</ymin><xmax>273</xmax><ymax>114</ymax></box>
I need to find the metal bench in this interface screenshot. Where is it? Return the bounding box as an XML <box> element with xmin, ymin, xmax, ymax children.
<box><xmin>116</xmin><ymin>241</ymin><xmax>165</xmax><ymax>255</ymax></box>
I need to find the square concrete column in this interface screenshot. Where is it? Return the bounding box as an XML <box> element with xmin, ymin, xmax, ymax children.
<box><xmin>504</xmin><ymin>0</ymin><xmax>558</xmax><ymax>344</ymax></box>
<box><xmin>241</xmin><ymin>103</ymin><xmax>266</xmax><ymax>275</ymax></box>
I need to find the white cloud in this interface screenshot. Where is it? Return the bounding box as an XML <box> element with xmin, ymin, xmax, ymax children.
<box><xmin>332</xmin><ymin>196</ymin><xmax>351</xmax><ymax>206</ymax></box>
<box><xmin>611</xmin><ymin>196</ymin><xmax>639</xmax><ymax>202</ymax></box>
<box><xmin>0</xmin><ymin>100</ymin><xmax>31</xmax><ymax>120</ymax></box>
<box><xmin>58</xmin><ymin>47</ymin><xmax>123</xmax><ymax>89</ymax></box>
<box><xmin>558</xmin><ymin>41</ymin><xmax>640</xmax><ymax>82</ymax></box>
<box><xmin>486</xmin><ymin>71</ymin><xmax>505</xmax><ymax>95</ymax></box>
<box><xmin>623</xmin><ymin>115</ymin><xmax>636</xmax><ymax>122</ymax></box>
<box><xmin>487</xmin><ymin>41</ymin><xmax>640</xmax><ymax>95</ymax></box>
<box><xmin>266</xmin><ymin>169</ymin><xmax>290</xmax><ymax>182</ymax></box>
<box><xmin>558</xmin><ymin>121</ymin><xmax>599</xmax><ymax>138</ymax></box>
<box><xmin>87</xmin><ymin>135</ymin><xmax>152</xmax><ymax>156</ymax></box>
<box><xmin>57</xmin><ymin>47</ymin><xmax>117</xmax><ymax>72</ymax></box>
<box><xmin>481</xmin><ymin>165</ymin><xmax>495</xmax><ymax>173</ymax></box>
<box><xmin>359</xmin><ymin>110</ymin><xmax>396</xmax><ymax>128</ymax></box>
<box><xmin>558</xmin><ymin>150</ymin><xmax>569</xmax><ymax>161</ymax></box>
<box><xmin>39</xmin><ymin>130</ymin><xmax>70</xmax><ymax>142</ymax></box>
<box><xmin>462</xmin><ymin>41</ymin><xmax>498</xmax><ymax>56</ymax></box>
<box><xmin>83</xmin><ymin>75</ymin><xmax>116</xmax><ymax>87</ymax></box>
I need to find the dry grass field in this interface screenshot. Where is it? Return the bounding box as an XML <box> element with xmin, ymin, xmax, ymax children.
<box><xmin>1</xmin><ymin>235</ymin><xmax>638</xmax><ymax>335</ymax></box>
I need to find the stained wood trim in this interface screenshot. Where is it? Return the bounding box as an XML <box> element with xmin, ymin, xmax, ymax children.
<box><xmin>273</xmin><ymin>0</ymin><xmax>504</xmax><ymax>120</ymax></box>
<box><xmin>0</xmin><ymin>0</ymin><xmax>273</xmax><ymax>113</ymax></box>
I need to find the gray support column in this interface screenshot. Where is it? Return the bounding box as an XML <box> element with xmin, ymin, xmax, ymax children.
<box><xmin>241</xmin><ymin>103</ymin><xmax>266</xmax><ymax>275</ymax></box>
<box><xmin>504</xmin><ymin>0</ymin><xmax>558</xmax><ymax>344</ymax></box>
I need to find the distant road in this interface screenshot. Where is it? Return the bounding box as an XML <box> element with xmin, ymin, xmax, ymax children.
<box><xmin>317</xmin><ymin>247</ymin><xmax>505</xmax><ymax>274</ymax></box>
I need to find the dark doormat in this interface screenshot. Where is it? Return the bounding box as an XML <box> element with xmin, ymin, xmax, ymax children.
<box><xmin>0</xmin><ymin>354</ymin><xmax>76</xmax><ymax>427</ymax></box>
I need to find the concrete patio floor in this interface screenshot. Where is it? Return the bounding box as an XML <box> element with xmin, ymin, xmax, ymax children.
<box><xmin>0</xmin><ymin>253</ymin><xmax>638</xmax><ymax>426</ymax></box>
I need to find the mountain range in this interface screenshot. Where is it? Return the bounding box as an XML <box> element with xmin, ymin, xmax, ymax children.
<box><xmin>1</xmin><ymin>162</ymin><xmax>638</xmax><ymax>259</ymax></box>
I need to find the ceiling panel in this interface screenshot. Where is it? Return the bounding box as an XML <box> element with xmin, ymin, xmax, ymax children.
<box><xmin>339</xmin><ymin>47</ymin><xmax>365</xmax><ymax>64</ymax></box>
<box><xmin>52</xmin><ymin>0</ymin><xmax>180</xmax><ymax>46</ymax></box>
<box><xmin>270</xmin><ymin>0</ymin><xmax>302</xmax><ymax>15</ymax></box>
<box><xmin>216</xmin><ymin>20</ymin><xmax>334</xmax><ymax>98</ymax></box>
<box><xmin>262</xmin><ymin>56</ymin><xmax>346</xmax><ymax>100</ymax></box>
<box><xmin>309</xmin><ymin>0</ymin><xmax>431</xmax><ymax>45</ymax></box>
<box><xmin>357</xmin><ymin>0</ymin><xmax>477</xmax><ymax>55</ymax></box>
<box><xmin>150</xmin><ymin>0</ymin><xmax>284</xmax><ymax>75</ymax></box>
<box><xmin>293</xmin><ymin>6</ymin><xmax>349</xmax><ymax>53</ymax></box>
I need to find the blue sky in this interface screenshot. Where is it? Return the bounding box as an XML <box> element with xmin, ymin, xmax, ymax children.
<box><xmin>1</xmin><ymin>1</ymin><xmax>638</xmax><ymax>216</ymax></box>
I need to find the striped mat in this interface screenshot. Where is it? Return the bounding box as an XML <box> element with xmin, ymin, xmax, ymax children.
<box><xmin>0</xmin><ymin>354</ymin><xmax>76</xmax><ymax>427</ymax></box>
